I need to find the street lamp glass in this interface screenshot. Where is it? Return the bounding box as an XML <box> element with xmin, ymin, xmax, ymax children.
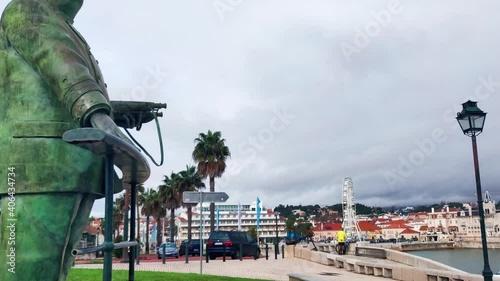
<box><xmin>456</xmin><ymin>100</ymin><xmax>486</xmax><ymax>137</ymax></box>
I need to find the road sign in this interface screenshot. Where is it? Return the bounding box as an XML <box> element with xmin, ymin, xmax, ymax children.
<box><xmin>182</xmin><ymin>191</ymin><xmax>229</xmax><ymax>203</ymax></box>
<box><xmin>181</xmin><ymin>191</ymin><xmax>230</xmax><ymax>275</ymax></box>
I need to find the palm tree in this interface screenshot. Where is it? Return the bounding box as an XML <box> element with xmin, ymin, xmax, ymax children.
<box><xmin>136</xmin><ymin>184</ymin><xmax>145</xmax><ymax>243</ymax></box>
<box><xmin>248</xmin><ymin>226</ymin><xmax>258</xmax><ymax>240</ymax></box>
<box><xmin>100</xmin><ymin>219</ymin><xmax>105</xmax><ymax>237</ymax></box>
<box><xmin>177</xmin><ymin>165</ymin><xmax>206</xmax><ymax>240</ymax></box>
<box><xmin>161</xmin><ymin>172</ymin><xmax>182</xmax><ymax>242</ymax></box>
<box><xmin>113</xmin><ymin>196</ymin><xmax>125</xmax><ymax>239</ymax></box>
<box><xmin>140</xmin><ymin>187</ymin><xmax>156</xmax><ymax>254</ymax></box>
<box><xmin>192</xmin><ymin>130</ymin><xmax>231</xmax><ymax>232</ymax></box>
<box><xmin>149</xmin><ymin>189</ymin><xmax>166</xmax><ymax>246</ymax></box>
<box><xmin>121</xmin><ymin>186</ymin><xmax>131</xmax><ymax>237</ymax></box>
<box><xmin>116</xmin><ymin>191</ymin><xmax>133</xmax><ymax>260</ymax></box>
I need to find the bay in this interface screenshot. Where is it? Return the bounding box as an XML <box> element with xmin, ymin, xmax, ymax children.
<box><xmin>408</xmin><ymin>249</ymin><xmax>500</xmax><ymax>275</ymax></box>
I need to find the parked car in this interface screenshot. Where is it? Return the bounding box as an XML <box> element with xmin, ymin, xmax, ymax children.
<box><xmin>178</xmin><ymin>239</ymin><xmax>201</xmax><ymax>256</ymax></box>
<box><xmin>157</xmin><ymin>242</ymin><xmax>179</xmax><ymax>259</ymax></box>
<box><xmin>206</xmin><ymin>230</ymin><xmax>260</xmax><ymax>260</ymax></box>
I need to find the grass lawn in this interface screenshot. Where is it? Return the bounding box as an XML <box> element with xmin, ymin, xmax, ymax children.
<box><xmin>68</xmin><ymin>269</ymin><xmax>274</xmax><ymax>281</ymax></box>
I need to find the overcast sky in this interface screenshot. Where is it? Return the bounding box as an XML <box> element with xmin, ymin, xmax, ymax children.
<box><xmin>3</xmin><ymin>1</ymin><xmax>500</xmax><ymax>217</ymax></box>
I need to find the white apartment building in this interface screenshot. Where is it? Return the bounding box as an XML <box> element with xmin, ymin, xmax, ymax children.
<box><xmin>456</xmin><ymin>197</ymin><xmax>500</xmax><ymax>238</ymax></box>
<box><xmin>427</xmin><ymin>205</ymin><xmax>460</xmax><ymax>234</ymax></box>
<box><xmin>424</xmin><ymin>192</ymin><xmax>500</xmax><ymax>241</ymax></box>
<box><xmin>176</xmin><ymin>201</ymin><xmax>286</xmax><ymax>243</ymax></box>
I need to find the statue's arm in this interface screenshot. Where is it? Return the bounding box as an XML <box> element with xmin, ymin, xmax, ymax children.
<box><xmin>1</xmin><ymin>0</ymin><xmax>110</xmax><ymax>127</ymax></box>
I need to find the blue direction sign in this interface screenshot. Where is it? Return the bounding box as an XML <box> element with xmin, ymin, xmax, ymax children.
<box><xmin>182</xmin><ymin>191</ymin><xmax>229</xmax><ymax>203</ymax></box>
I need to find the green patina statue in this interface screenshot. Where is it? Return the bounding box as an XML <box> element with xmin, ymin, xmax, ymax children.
<box><xmin>0</xmin><ymin>0</ymin><xmax>154</xmax><ymax>280</ymax></box>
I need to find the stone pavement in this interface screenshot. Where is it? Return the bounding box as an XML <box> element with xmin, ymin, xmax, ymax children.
<box><xmin>74</xmin><ymin>257</ymin><xmax>386</xmax><ymax>281</ymax></box>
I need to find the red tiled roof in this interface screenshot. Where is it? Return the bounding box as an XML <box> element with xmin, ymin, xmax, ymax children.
<box><xmin>372</xmin><ymin>218</ymin><xmax>389</xmax><ymax>223</ymax></box>
<box><xmin>313</xmin><ymin>223</ymin><xmax>342</xmax><ymax>231</ymax></box>
<box><xmin>401</xmin><ymin>228</ymin><xmax>419</xmax><ymax>234</ymax></box>
<box><xmin>419</xmin><ymin>226</ymin><xmax>428</xmax><ymax>231</ymax></box>
<box><xmin>408</xmin><ymin>212</ymin><xmax>428</xmax><ymax>216</ymax></box>
<box><xmin>358</xmin><ymin>221</ymin><xmax>381</xmax><ymax>231</ymax></box>
<box><xmin>324</xmin><ymin>223</ymin><xmax>342</xmax><ymax>231</ymax></box>
<box><xmin>385</xmin><ymin>223</ymin><xmax>409</xmax><ymax>229</ymax></box>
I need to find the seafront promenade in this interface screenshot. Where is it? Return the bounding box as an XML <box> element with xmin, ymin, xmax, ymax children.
<box><xmin>73</xmin><ymin>242</ymin><xmax>500</xmax><ymax>281</ymax></box>
<box><xmin>74</xmin><ymin>257</ymin><xmax>382</xmax><ymax>281</ymax></box>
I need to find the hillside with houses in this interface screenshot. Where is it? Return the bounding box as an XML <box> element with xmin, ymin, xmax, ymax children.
<box><xmin>279</xmin><ymin>194</ymin><xmax>500</xmax><ymax>244</ymax></box>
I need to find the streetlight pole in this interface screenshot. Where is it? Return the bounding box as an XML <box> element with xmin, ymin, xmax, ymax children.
<box><xmin>456</xmin><ymin>100</ymin><xmax>492</xmax><ymax>281</ymax></box>
<box><xmin>471</xmin><ymin>134</ymin><xmax>492</xmax><ymax>281</ymax></box>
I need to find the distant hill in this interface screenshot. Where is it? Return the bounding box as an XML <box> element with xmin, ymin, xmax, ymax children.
<box><xmin>272</xmin><ymin>201</ymin><xmax>470</xmax><ymax>220</ymax></box>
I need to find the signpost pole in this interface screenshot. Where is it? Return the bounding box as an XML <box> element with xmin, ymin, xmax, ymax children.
<box><xmin>181</xmin><ymin>191</ymin><xmax>229</xmax><ymax>276</ymax></box>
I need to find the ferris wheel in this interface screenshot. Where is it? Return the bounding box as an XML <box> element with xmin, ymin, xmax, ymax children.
<box><xmin>342</xmin><ymin>177</ymin><xmax>361</xmax><ymax>239</ymax></box>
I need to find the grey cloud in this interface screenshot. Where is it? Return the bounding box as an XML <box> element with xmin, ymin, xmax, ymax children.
<box><xmin>2</xmin><ymin>1</ymin><xmax>500</xmax><ymax>215</ymax></box>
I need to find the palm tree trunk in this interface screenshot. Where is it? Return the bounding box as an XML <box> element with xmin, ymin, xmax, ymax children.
<box><xmin>137</xmin><ymin>194</ymin><xmax>140</xmax><ymax>244</ymax></box>
<box><xmin>187</xmin><ymin>205</ymin><xmax>192</xmax><ymax>240</ymax></box>
<box><xmin>122</xmin><ymin>188</ymin><xmax>130</xmax><ymax>261</ymax></box>
<box><xmin>156</xmin><ymin>218</ymin><xmax>163</xmax><ymax>246</ymax></box>
<box><xmin>146</xmin><ymin>216</ymin><xmax>150</xmax><ymax>254</ymax></box>
<box><xmin>209</xmin><ymin>176</ymin><xmax>215</xmax><ymax>232</ymax></box>
<box><xmin>170</xmin><ymin>209</ymin><xmax>175</xmax><ymax>242</ymax></box>
<box><xmin>122</xmin><ymin>211</ymin><xmax>129</xmax><ymax>262</ymax></box>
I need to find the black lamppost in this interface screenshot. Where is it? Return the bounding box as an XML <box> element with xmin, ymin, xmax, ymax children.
<box><xmin>456</xmin><ymin>100</ymin><xmax>492</xmax><ymax>281</ymax></box>
<box><xmin>275</xmin><ymin>211</ymin><xmax>280</xmax><ymax>259</ymax></box>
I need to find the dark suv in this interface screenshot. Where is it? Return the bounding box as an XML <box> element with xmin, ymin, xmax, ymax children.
<box><xmin>178</xmin><ymin>239</ymin><xmax>201</xmax><ymax>256</ymax></box>
<box><xmin>206</xmin><ymin>231</ymin><xmax>260</xmax><ymax>260</ymax></box>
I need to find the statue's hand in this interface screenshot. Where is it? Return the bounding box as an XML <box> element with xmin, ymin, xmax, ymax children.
<box><xmin>90</xmin><ymin>112</ymin><xmax>135</xmax><ymax>147</ymax></box>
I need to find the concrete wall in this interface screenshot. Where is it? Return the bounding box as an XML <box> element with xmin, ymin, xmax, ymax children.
<box><xmin>290</xmin><ymin>244</ymin><xmax>500</xmax><ymax>281</ymax></box>
<box><xmin>363</xmin><ymin>246</ymin><xmax>467</xmax><ymax>273</ymax></box>
<box><xmin>455</xmin><ymin>241</ymin><xmax>500</xmax><ymax>249</ymax></box>
<box><xmin>286</xmin><ymin>245</ymin><xmax>333</xmax><ymax>266</ymax></box>
<box><xmin>400</xmin><ymin>242</ymin><xmax>454</xmax><ymax>252</ymax></box>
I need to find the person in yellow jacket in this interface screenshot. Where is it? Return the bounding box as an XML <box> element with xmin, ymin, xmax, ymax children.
<box><xmin>337</xmin><ymin>229</ymin><xmax>347</xmax><ymax>255</ymax></box>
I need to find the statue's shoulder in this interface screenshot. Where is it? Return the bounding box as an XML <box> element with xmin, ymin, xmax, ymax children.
<box><xmin>1</xmin><ymin>0</ymin><xmax>56</xmax><ymax>33</ymax></box>
<box><xmin>2</xmin><ymin>0</ymin><xmax>50</xmax><ymax>19</ymax></box>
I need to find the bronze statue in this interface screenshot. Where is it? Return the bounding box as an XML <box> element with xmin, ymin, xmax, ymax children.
<box><xmin>0</xmin><ymin>0</ymin><xmax>157</xmax><ymax>280</ymax></box>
